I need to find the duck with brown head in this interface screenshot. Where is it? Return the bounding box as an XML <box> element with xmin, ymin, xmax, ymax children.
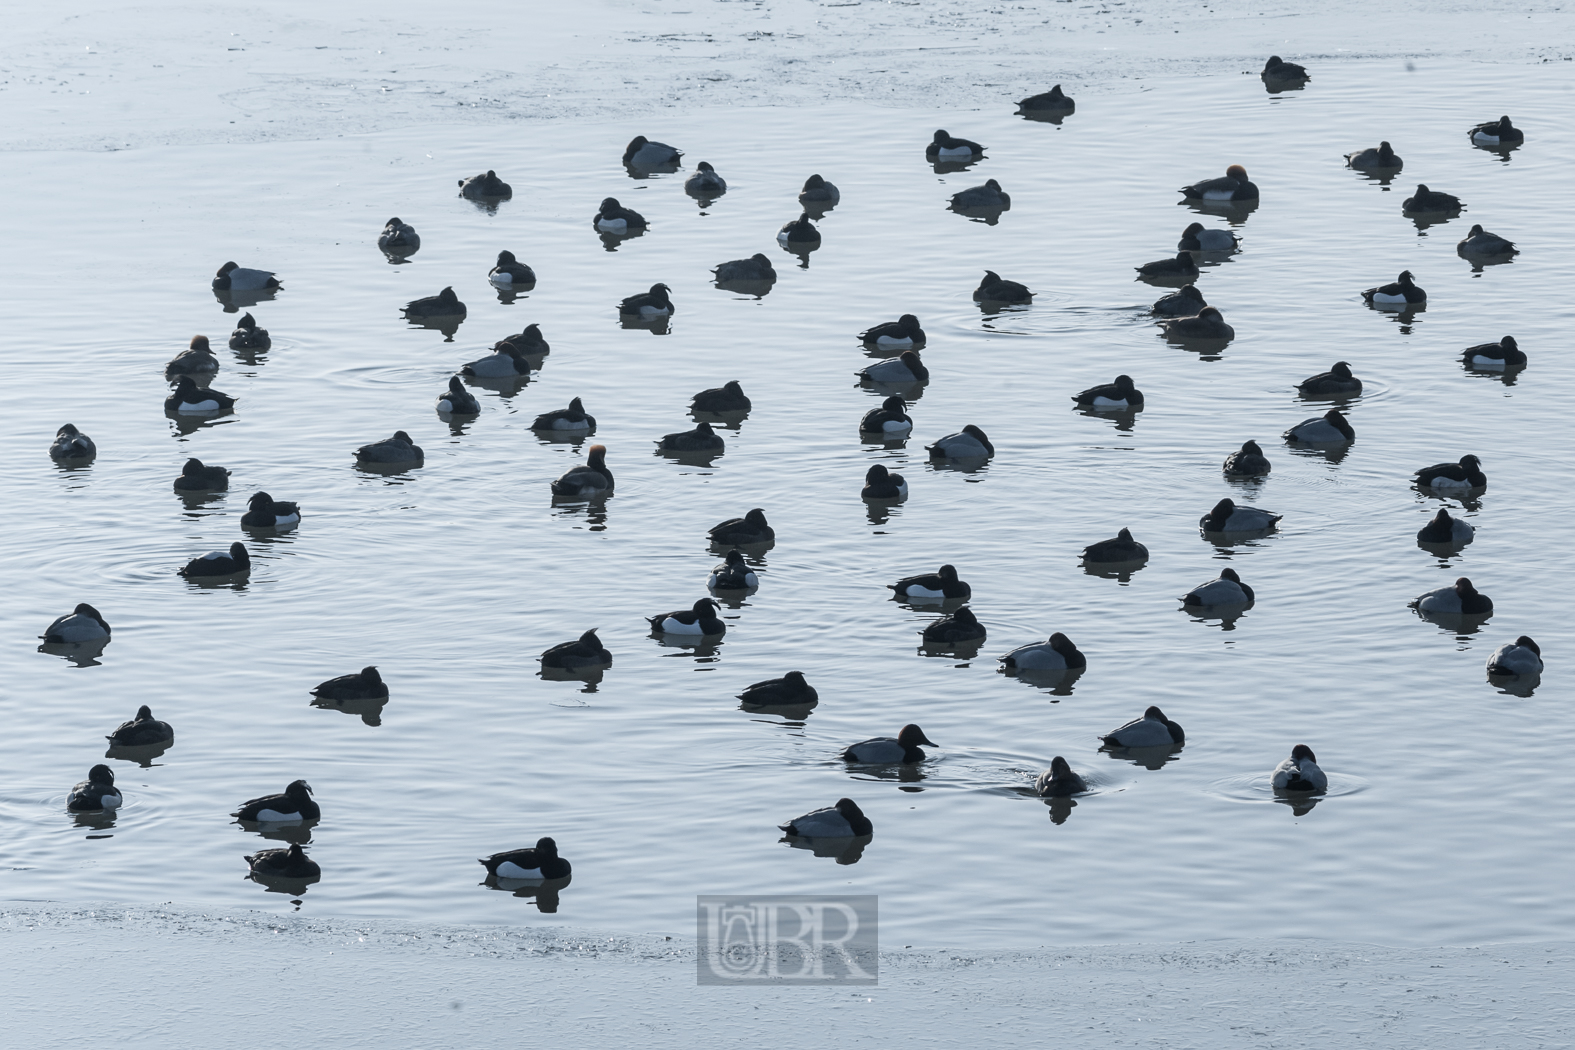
<box><xmin>551</xmin><ymin>444</ymin><xmax>613</xmax><ymax>497</ymax></box>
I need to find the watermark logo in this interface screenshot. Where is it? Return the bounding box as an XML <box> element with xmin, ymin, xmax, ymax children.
<box><xmin>696</xmin><ymin>895</ymin><xmax>878</xmax><ymax>985</ymax></box>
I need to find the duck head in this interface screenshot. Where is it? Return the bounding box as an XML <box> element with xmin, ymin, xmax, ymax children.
<box><xmin>360</xmin><ymin>666</ymin><xmax>381</xmax><ymax>683</ymax></box>
<box><xmin>228</xmin><ymin>541</ymin><xmax>250</xmax><ymax>566</ymax></box>
<box><xmin>743</xmin><ymin>507</ymin><xmax>769</xmax><ymax>528</ymax></box>
<box><xmin>1225</xmin><ymin>164</ymin><xmax>1248</xmax><ymax>181</ymax></box>
<box><xmin>135</xmin><ymin>704</ymin><xmax>154</xmax><ymax>720</ymax></box>
<box><xmin>1290</xmin><ymin>744</ymin><xmax>1317</xmax><ymax>764</ymax></box>
<box><xmin>285</xmin><ymin>779</ymin><xmax>314</xmax><ymax>800</ymax></box>
<box><xmin>190</xmin><ymin>335</ymin><xmax>211</xmax><ymax>352</ymax></box>
<box><xmin>938</xmin><ymin>563</ymin><xmax>959</xmax><ymax>582</ymax></box>
<box><xmin>896</xmin><ymin>350</ymin><xmax>928</xmax><ymax>379</ymax></box>
<box><xmin>897</xmin><ymin>724</ymin><xmax>938</xmax><ymax>747</ymax></box>
<box><xmin>392</xmin><ymin>430</ymin><xmax>414</xmax><ymax>445</ymax></box>
<box><xmin>803</xmin><ymin>174</ymin><xmax>825</xmax><ymax>190</ymax></box>
<box><xmin>496</xmin><ymin>250</ymin><xmax>517</xmax><ymax>265</ymax></box>
<box><xmin>1241</xmin><ymin>440</ymin><xmax>1263</xmax><ymax>456</ymax></box>
<box><xmin>881</xmin><ymin>395</ymin><xmax>908</xmax><ymax>414</ymax></box>
<box><xmin>961</xmin><ymin>424</ymin><xmax>994</xmax><ymax>454</ymax></box>
<box><xmin>1219</xmin><ymin>568</ymin><xmax>1243</xmax><ymax>583</ymax></box>
<box><xmin>535</xmin><ymin>837</ymin><xmax>559</xmax><ymax>857</ymax></box>
<box><xmin>1048</xmin><ymin>632</ymin><xmax>1079</xmax><ymax>655</ymax></box>
<box><xmin>89</xmin><ymin>764</ymin><xmax>115</xmax><ymax>785</ymax></box>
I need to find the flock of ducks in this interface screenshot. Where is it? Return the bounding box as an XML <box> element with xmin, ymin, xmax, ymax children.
<box><xmin>38</xmin><ymin>60</ymin><xmax>1547</xmax><ymax>892</ymax></box>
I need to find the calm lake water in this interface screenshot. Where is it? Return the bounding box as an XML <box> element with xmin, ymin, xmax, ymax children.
<box><xmin>3</xmin><ymin>60</ymin><xmax>1573</xmax><ymax>948</ymax></box>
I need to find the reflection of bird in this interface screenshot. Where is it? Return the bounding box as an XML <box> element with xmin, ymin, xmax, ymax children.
<box><xmin>708</xmin><ymin>508</ymin><xmax>775</xmax><ymax>546</ymax></box>
<box><xmin>1486</xmin><ymin>636</ymin><xmax>1543</xmax><ymax>676</ymax></box>
<box><xmin>533</xmin><ymin>397</ymin><xmax>596</xmax><ymax>432</ymax></box>
<box><xmin>860</xmin><ymin>314</ymin><xmax>925</xmax><ymax>348</ymax></box>
<box><xmin>551</xmin><ymin>445</ymin><xmax>613</xmax><ymax>497</ymax></box>
<box><xmin>708</xmin><ymin>550</ymin><xmax>758</xmax><ymax>590</ymax></box>
<box><xmin>1284</xmin><ymin>409</ymin><xmax>1355</xmax><ymax>443</ymax></box>
<box><xmin>540</xmin><ymin>630</ymin><xmax>612</xmax><ymax>669</ymax></box>
<box><xmin>1272</xmin><ymin>745</ymin><xmax>1327</xmax><ymax>792</ymax></box>
<box><xmin>354</xmin><ymin>431</ymin><xmax>423</xmax><ymax>466</ymax></box>
<box><xmin>648</xmin><ymin>598</ymin><xmax>725</xmax><ymax>636</ymax></box>
<box><xmin>179</xmin><ymin>541</ymin><xmax>251</xmax><ymax>578</ymax></box>
<box><xmin>926</xmin><ymin>425</ymin><xmax>994</xmax><ymax>460</ymax></box>
<box><xmin>487</xmin><ymin>250</ymin><xmax>536</xmax><ymax>286</ymax></box>
<box><xmin>49</xmin><ymin>423</ymin><xmax>96</xmax><ymax>461</ymax></box>
<box><xmin>780</xmin><ymin>798</ymin><xmax>872</xmax><ymax>837</ymax></box>
<box><xmin>891</xmin><ymin>564</ymin><xmax>970</xmax><ymax>601</ymax></box>
<box><xmin>1199</xmin><ymin>498</ymin><xmax>1281</xmax><ymax>533</ymax></box>
<box><xmin>622</xmin><ymin>136</ymin><xmax>682</xmax><ymax>167</ymax></box>
<box><xmin>658</xmin><ymin>421</ymin><xmax>724</xmax><ymax>452</ymax></box>
<box><xmin>684</xmin><ymin>161</ymin><xmax>726</xmax><ymax>196</ymax></box>
<box><xmin>1468</xmin><ymin>115</ymin><xmax>1523</xmax><ymax>146</ymax></box>
<box><xmin>1362</xmin><ymin>270</ymin><xmax>1426</xmax><ymax>305</ymax></box>
<box><xmin>1101</xmin><ymin>706</ymin><xmax>1184</xmax><ymax>747</ymax></box>
<box><xmin>43</xmin><ymin>603</ymin><xmax>111</xmax><ymax>643</ymax></box>
<box><xmin>861</xmin><ymin>396</ymin><xmax>912</xmax><ymax>436</ymax></box>
<box><xmin>1223</xmin><ymin>440</ymin><xmax>1271</xmax><ymax>477</ymax></box>
<box><xmin>435</xmin><ymin>375</ymin><xmax>480</xmax><ymax>415</ymax></box>
<box><xmin>1345</xmin><ymin>141</ymin><xmax>1402</xmax><ymax>169</ymax></box>
<box><xmin>798</xmin><ymin>174</ymin><xmax>840</xmax><ymax>206</ymax></box>
<box><xmin>1082</xmin><ymin>528</ymin><xmax>1148</xmax><ymax>563</ymax></box>
<box><xmin>861</xmin><ymin>463</ymin><xmax>908</xmax><ymax>499</ymax></box>
<box><xmin>1416</xmin><ymin>508</ymin><xmax>1475</xmax><ymax>545</ymax></box>
<box><xmin>212</xmin><ymin>261</ymin><xmax>280</xmax><ymax>291</ymax></box>
<box><xmin>922</xmin><ymin>606</ymin><xmax>985</xmax><ymax>644</ymax></box>
<box><xmin>1411</xmin><ymin>577</ymin><xmax>1493</xmax><ymax>615</ymax></box>
<box><xmin>234</xmin><ymin>780</ymin><xmax>319</xmax><ymax>823</ymax></box>
<box><xmin>480</xmin><ymin>837</ymin><xmax>571</xmax><ymax>880</ymax></box>
<box><xmin>107</xmin><ymin>705</ymin><xmax>174</xmax><ymax>747</ymax></box>
<box><xmin>843</xmin><ymin>724</ymin><xmax>936</xmax><ymax>764</ymax></box>
<box><xmin>1261</xmin><ymin>55</ymin><xmax>1310</xmax><ymax>81</ymax></box>
<box><xmin>311</xmin><ymin>667</ymin><xmax>388</xmax><ymax>701</ymax></box>
<box><xmin>1035</xmin><ymin>757</ymin><xmax>1087</xmax><ymax>797</ymax></box>
<box><xmin>457</xmin><ymin>170</ymin><xmax>511</xmax><ymax>198</ymax></box>
<box><xmin>691</xmin><ymin>381</ymin><xmax>752</xmax><ymax>413</ymax></box>
<box><xmin>1457</xmin><ymin>224</ymin><xmax>1517</xmax><ymax>256</ymax></box>
<box><xmin>1181</xmin><ymin>568</ymin><xmax>1254</xmax><ymax>606</ymax></box>
<box><xmin>738</xmin><ymin>671</ymin><xmax>817</xmax><ymax>707</ymax></box>
<box><xmin>926</xmin><ymin>129</ymin><xmax>985</xmax><ymax>159</ymax></box>
<box><xmin>1178</xmin><ymin>165</ymin><xmax>1258</xmax><ymax>202</ymax></box>
<box><xmin>1461</xmin><ymin>336</ymin><xmax>1525</xmax><ymax>369</ymax></box>
<box><xmin>247</xmin><ymin>843</ymin><xmax>320</xmax><ymax>879</ymax></box>
<box><xmin>999</xmin><ymin>633</ymin><xmax>1084</xmax><ymax>671</ymax></box>
<box><xmin>241</xmin><ymin>491</ymin><xmax>300</xmax><ymax>528</ymax></box>
<box><xmin>1414</xmin><ymin>454</ymin><xmax>1486</xmax><ymax>490</ymax></box>
<box><xmin>1402</xmin><ymin>184</ymin><xmax>1462</xmax><ymax>213</ymax></box>
<box><xmin>1297</xmin><ymin>361</ymin><xmax>1362</xmax><ymax>396</ymax></box>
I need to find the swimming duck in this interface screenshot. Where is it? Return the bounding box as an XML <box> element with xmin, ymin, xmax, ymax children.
<box><xmin>488</xmin><ymin>250</ymin><xmax>536</xmax><ymax>286</ymax></box>
<box><xmin>1297</xmin><ymin>361</ymin><xmax>1363</xmax><ymax>396</ymax></box>
<box><xmin>1136</xmin><ymin>252</ymin><xmax>1200</xmax><ymax>278</ymax></box>
<box><xmin>551</xmin><ymin>445</ymin><xmax>613</xmax><ymax>497</ymax></box>
<box><xmin>48</xmin><ymin>424</ymin><xmax>96</xmax><ymax>462</ymax></box>
<box><xmin>950</xmin><ymin>179</ymin><xmax>1010</xmax><ymax>209</ymax></box>
<box><xmin>860</xmin><ymin>396</ymin><xmax>913</xmax><ymax>435</ymax></box>
<box><xmin>922</xmin><ymin>606</ymin><xmax>986</xmax><ymax>644</ymax></box>
<box><xmin>1161</xmin><ymin>307</ymin><xmax>1234</xmax><ymax>339</ymax></box>
<box><xmin>247</xmin><ymin>843</ymin><xmax>321</xmax><ymax>880</ymax></box>
<box><xmin>1082</xmin><ymin>527</ymin><xmax>1149</xmax><ymax>563</ymax></box>
<box><xmin>778</xmin><ymin>213</ymin><xmax>820</xmax><ymax>247</ymax></box>
<box><xmin>1261</xmin><ymin>55</ymin><xmax>1310</xmax><ymax>81</ymax></box>
<box><xmin>234</xmin><ymin>779</ymin><xmax>319</xmax><ymax>823</ymax></box>
<box><xmin>377</xmin><ymin>217</ymin><xmax>420</xmax><ymax>252</ymax></box>
<box><xmin>1486</xmin><ymin>636</ymin><xmax>1542</xmax><ymax>676</ymax></box>
<box><xmin>1072</xmin><ymin>374</ymin><xmax>1143</xmax><ymax>409</ymax></box>
<box><xmin>458</xmin><ymin>170</ymin><xmax>512</xmax><ymax>199</ymax></box>
<box><xmin>1345</xmin><ymin>141</ymin><xmax>1403</xmax><ymax>170</ymax></box>
<box><xmin>926</xmin><ymin>129</ymin><xmax>986</xmax><ymax>159</ymax></box>
<box><xmin>41</xmin><ymin>603</ymin><xmax>111</xmax><ymax>643</ymax></box>
<box><xmin>1178</xmin><ymin>165</ymin><xmax>1258</xmax><ymax>202</ymax></box>
<box><xmin>860</xmin><ymin>314</ymin><xmax>926</xmax><ymax>348</ymax></box>
<box><xmin>240</xmin><ymin>491</ymin><xmax>301</xmax><ymax>528</ymax></box>
<box><xmin>713</xmin><ymin>254</ymin><xmax>777</xmax><ymax>283</ymax></box>
<box><xmin>179</xmin><ymin>541</ymin><xmax>250</xmax><ymax>578</ymax></box>
<box><xmin>594</xmin><ymin>197</ymin><xmax>648</xmax><ymax>234</ymax></box>
<box><xmin>973</xmin><ymin>270</ymin><xmax>1032</xmax><ymax>303</ymax></box>
<box><xmin>691</xmin><ymin>381</ymin><xmax>751</xmax><ymax>413</ymax></box>
<box><xmin>622</xmin><ymin>136</ymin><xmax>682</xmax><ymax>168</ymax></box>
<box><xmin>1410</xmin><ymin>577</ymin><xmax>1493</xmax><ymax>614</ymax></box>
<box><xmin>857</xmin><ymin>351</ymin><xmax>929</xmax><ymax>384</ymax></box>
<box><xmin>540</xmin><ymin>630</ymin><xmax>613</xmax><ymax>669</ymax></box>
<box><xmin>1284</xmin><ymin>409</ymin><xmax>1355</xmax><ymax>443</ymax></box>
<box><xmin>479</xmin><ymin>837</ymin><xmax>572</xmax><ymax>881</ymax></box>
<box><xmin>798</xmin><ymin>174</ymin><xmax>841</xmax><ymax>206</ymax></box>
<box><xmin>1461</xmin><ymin>336</ymin><xmax>1525</xmax><ymax>369</ymax></box>
<box><xmin>1017</xmin><ymin>84</ymin><xmax>1075</xmax><ymax>111</ymax></box>
<box><xmin>1469</xmin><ymin>116</ymin><xmax>1523</xmax><ymax>146</ymax></box>
<box><xmin>1181</xmin><ymin>567</ymin><xmax>1255</xmax><ymax>606</ymax></box>
<box><xmin>435</xmin><ymin>375</ymin><xmax>480</xmax><ymax>415</ymax></box>
<box><xmin>1416</xmin><ymin>508</ymin><xmax>1475</xmax><ymax>544</ymax></box>
<box><xmin>926</xmin><ymin>425</ymin><xmax>994</xmax><ymax>460</ymax></box>
<box><xmin>684</xmin><ymin>161</ymin><xmax>726</xmax><ymax>196</ymax></box>
<box><xmin>1457</xmin><ymin>225</ymin><xmax>1517</xmax><ymax>256</ymax></box>
<box><xmin>1178</xmin><ymin>223</ymin><xmax>1239</xmax><ymax>251</ymax></box>
<box><xmin>1403</xmin><ymin>184</ymin><xmax>1463</xmax><ymax>213</ymax></box>
<box><xmin>648</xmin><ymin>597</ymin><xmax>725</xmax><ymax>636</ymax></box>
<box><xmin>1223</xmin><ymin>440</ymin><xmax>1272</xmax><ymax>477</ymax></box>
<box><xmin>1101</xmin><ymin>706</ymin><xmax>1185</xmax><ymax>747</ymax></box>
<box><xmin>68</xmin><ymin>764</ymin><xmax>121</xmax><ymax>811</ymax></box>
<box><xmin>999</xmin><ymin>632</ymin><xmax>1085</xmax><ymax>671</ymax></box>
<box><xmin>658</xmin><ymin>421</ymin><xmax>724</xmax><ymax>452</ymax></box>
<box><xmin>780</xmin><ymin>798</ymin><xmax>872</xmax><ymax>837</ymax></box>
<box><xmin>843</xmin><ymin>724</ymin><xmax>937</xmax><ymax>765</ymax></box>
<box><xmin>165</xmin><ymin>375</ymin><xmax>235</xmax><ymax>414</ymax></box>
<box><xmin>354</xmin><ymin>431</ymin><xmax>424</xmax><ymax>466</ymax></box>
<box><xmin>165</xmin><ymin>335</ymin><xmax>219</xmax><ymax>378</ymax></box>
<box><xmin>501</xmin><ymin>324</ymin><xmax>550</xmax><ymax>356</ymax></box>
<box><xmin>1362</xmin><ymin>270</ymin><xmax>1426</xmax><ymax>306</ymax></box>
<box><xmin>228</xmin><ymin>313</ymin><xmax>270</xmax><ymax>350</ymax></box>
<box><xmin>709</xmin><ymin>508</ymin><xmax>775</xmax><ymax>546</ymax></box>
<box><xmin>739</xmin><ymin>671</ymin><xmax>818</xmax><ymax>707</ymax></box>
<box><xmin>708</xmin><ymin>550</ymin><xmax>759</xmax><ymax>590</ymax></box>
<box><xmin>310</xmin><ymin>666</ymin><xmax>388</xmax><ymax>700</ymax></box>
<box><xmin>1414</xmin><ymin>454</ymin><xmax>1486</xmax><ymax>490</ymax></box>
<box><xmin>619</xmin><ymin>283</ymin><xmax>674</xmax><ymax>317</ymax></box>
<box><xmin>1151</xmin><ymin>284</ymin><xmax>1207</xmax><ymax>317</ymax></box>
<box><xmin>404</xmin><ymin>286</ymin><xmax>466</xmax><ymax>319</ymax></box>
<box><xmin>1034</xmin><ymin>757</ymin><xmax>1087</xmax><ymax>797</ymax></box>
<box><xmin>462</xmin><ymin>342</ymin><xmax>532</xmax><ymax>378</ymax></box>
<box><xmin>890</xmin><ymin>564</ymin><xmax>971</xmax><ymax>601</ymax></box>
<box><xmin>173</xmin><ymin>457</ymin><xmax>230</xmax><ymax>491</ymax></box>
<box><xmin>212</xmin><ymin>262</ymin><xmax>280</xmax><ymax>291</ymax></box>
<box><xmin>106</xmin><ymin>705</ymin><xmax>173</xmax><ymax>747</ymax></box>
<box><xmin>1199</xmin><ymin>498</ymin><xmax>1282</xmax><ymax>533</ymax></box>
<box><xmin>862</xmin><ymin>463</ymin><xmax>908</xmax><ymax>500</ymax></box>
<box><xmin>1271</xmin><ymin>745</ymin><xmax>1327</xmax><ymax>792</ymax></box>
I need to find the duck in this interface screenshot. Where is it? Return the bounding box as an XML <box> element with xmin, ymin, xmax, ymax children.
<box><xmin>1072</xmin><ymin>374</ymin><xmax>1143</xmax><ymax>409</ymax></box>
<box><xmin>708</xmin><ymin>550</ymin><xmax>759</xmax><ymax>590</ymax></box>
<box><xmin>310</xmin><ymin>666</ymin><xmax>388</xmax><ymax>700</ymax></box>
<box><xmin>1151</xmin><ymin>284</ymin><xmax>1207</xmax><ymax>317</ymax></box>
<box><xmin>106</xmin><ymin>705</ymin><xmax>173</xmax><ymax>747</ymax></box>
<box><xmin>1417</xmin><ymin>508</ymin><xmax>1475</xmax><ymax>544</ymax></box>
<box><xmin>999</xmin><ymin>632</ymin><xmax>1085</xmax><ymax>671</ymax></box>
<box><xmin>540</xmin><ymin>630</ymin><xmax>613</xmax><ymax>669</ymax></box>
<box><xmin>1284</xmin><ymin>409</ymin><xmax>1355</xmax><ymax>443</ymax></box>
<box><xmin>648</xmin><ymin>597</ymin><xmax>725</xmax><ymax>636</ymax></box>
<box><xmin>890</xmin><ymin>564</ymin><xmax>971</xmax><ymax>601</ymax></box>
<box><xmin>233</xmin><ymin>779</ymin><xmax>319</xmax><ymax>823</ymax></box>
<box><xmin>861</xmin><ymin>396</ymin><xmax>913</xmax><ymax>435</ymax></box>
<box><xmin>41</xmin><ymin>603</ymin><xmax>111</xmax><ymax>643</ymax></box>
<box><xmin>926</xmin><ymin>425</ymin><xmax>994</xmax><ymax>460</ymax></box>
<box><xmin>179</xmin><ymin>541</ymin><xmax>251</xmax><ymax>578</ymax></box>
<box><xmin>1261</xmin><ymin>55</ymin><xmax>1310</xmax><ymax>81</ymax></box>
<box><xmin>404</xmin><ymin>286</ymin><xmax>466</xmax><ymax>318</ymax></box>
<box><xmin>48</xmin><ymin>424</ymin><xmax>96</xmax><ymax>462</ymax></box>
<box><xmin>1271</xmin><ymin>745</ymin><xmax>1327</xmax><ymax>792</ymax></box>
<box><xmin>1362</xmin><ymin>270</ymin><xmax>1426</xmax><ymax>306</ymax></box>
<box><xmin>229</xmin><ymin>313</ymin><xmax>271</xmax><ymax>350</ymax></box>
<box><xmin>1457</xmin><ymin>225</ymin><xmax>1517</xmax><ymax>257</ymax></box>
<box><xmin>240</xmin><ymin>491</ymin><xmax>301</xmax><ymax>529</ymax></box>
<box><xmin>1461</xmin><ymin>336</ymin><xmax>1526</xmax><ymax>369</ymax></box>
<box><xmin>657</xmin><ymin>421</ymin><xmax>724</xmax><ymax>452</ymax></box>
<box><xmin>1297</xmin><ymin>361</ymin><xmax>1363</xmax><ymax>396</ymax></box>
<box><xmin>778</xmin><ymin>213</ymin><xmax>820</xmax><ymax>247</ymax></box>
<box><xmin>1101</xmin><ymin>706</ymin><xmax>1185</xmax><ymax>747</ymax></box>
<box><xmin>354</xmin><ymin>431</ymin><xmax>424</xmax><ymax>466</ymax></box>
<box><xmin>1161</xmin><ymin>307</ymin><xmax>1234</xmax><ymax>339</ymax></box>
<box><xmin>1345</xmin><ymin>141</ymin><xmax>1403</xmax><ymax>170</ymax></box>
<box><xmin>843</xmin><ymin>724</ymin><xmax>937</xmax><ymax>765</ymax></box>
<box><xmin>594</xmin><ymin>197</ymin><xmax>648</xmax><ymax>233</ymax></box>
<box><xmin>1199</xmin><ymin>498</ymin><xmax>1281</xmax><ymax>533</ymax></box>
<box><xmin>1469</xmin><ymin>116</ymin><xmax>1523</xmax><ymax>146</ymax></box>
<box><xmin>1178</xmin><ymin>165</ymin><xmax>1258</xmax><ymax>202</ymax></box>
<box><xmin>779</xmin><ymin>798</ymin><xmax>872</xmax><ymax>838</ymax></box>
<box><xmin>1178</xmin><ymin>223</ymin><xmax>1239</xmax><ymax>251</ymax></box>
<box><xmin>462</xmin><ymin>341</ymin><xmax>532</xmax><ymax>378</ymax></box>
<box><xmin>212</xmin><ymin>262</ymin><xmax>280</xmax><ymax>291</ymax></box>
<box><xmin>434</xmin><ymin>375</ymin><xmax>481</xmax><ymax>415</ymax></box>
<box><xmin>173</xmin><ymin>457</ymin><xmax>230</xmax><ymax>491</ymax></box>
<box><xmin>950</xmin><ymin>179</ymin><xmax>1010</xmax><ymax>209</ymax></box>
<box><xmin>1180</xmin><ymin>567</ymin><xmax>1255</xmax><ymax>606</ymax></box>
<box><xmin>488</xmin><ymin>250</ymin><xmax>536</xmax><ymax>286</ymax></box>
<box><xmin>164</xmin><ymin>375</ymin><xmax>235</xmax><ymax>414</ymax></box>
<box><xmin>1082</xmin><ymin>527</ymin><xmax>1149</xmax><ymax>563</ymax></box>
<box><xmin>1410</xmin><ymin>577</ymin><xmax>1493</xmax><ymax>615</ymax></box>
<box><xmin>68</xmin><ymin>765</ymin><xmax>122</xmax><ymax>811</ymax></box>
<box><xmin>857</xmin><ymin>351</ymin><xmax>929</xmax><ymax>384</ymax></box>
<box><xmin>458</xmin><ymin>170</ymin><xmax>512</xmax><ymax>199</ymax></box>
<box><xmin>1135</xmin><ymin>252</ymin><xmax>1200</xmax><ymax>278</ymax></box>
<box><xmin>551</xmin><ymin>445</ymin><xmax>614</xmax><ymax>497</ymax></box>
<box><xmin>619</xmin><ymin>283</ymin><xmax>674</xmax><ymax>317</ymax></box>
<box><xmin>973</xmin><ymin>270</ymin><xmax>1032</xmax><ymax>303</ymax></box>
<box><xmin>622</xmin><ymin>135</ymin><xmax>682</xmax><ymax>168</ymax></box>
<box><xmin>691</xmin><ymin>380</ymin><xmax>751</xmax><ymax>413</ymax></box>
<box><xmin>1034</xmin><ymin>757</ymin><xmax>1087</xmax><ymax>797</ymax></box>
<box><xmin>798</xmin><ymin>174</ymin><xmax>841</xmax><ymax>206</ymax></box>
<box><xmin>708</xmin><ymin>508</ymin><xmax>775</xmax><ymax>546</ymax></box>
<box><xmin>1017</xmin><ymin>84</ymin><xmax>1075</xmax><ymax>111</ymax></box>
<box><xmin>500</xmin><ymin>324</ymin><xmax>550</xmax><ymax>356</ymax></box>
<box><xmin>862</xmin><ymin>463</ymin><xmax>908</xmax><ymax>500</ymax></box>
<box><xmin>1223</xmin><ymin>440</ymin><xmax>1272</xmax><ymax>477</ymax></box>
<box><xmin>1414</xmin><ymin>454</ymin><xmax>1486</xmax><ymax>490</ymax></box>
<box><xmin>165</xmin><ymin>335</ymin><xmax>219</xmax><ymax>378</ymax></box>
<box><xmin>860</xmin><ymin>314</ymin><xmax>926</xmax><ymax>349</ymax></box>
<box><xmin>739</xmin><ymin>671</ymin><xmax>818</xmax><ymax>707</ymax></box>
<box><xmin>1402</xmin><ymin>184</ymin><xmax>1463</xmax><ymax>213</ymax></box>
<box><xmin>684</xmin><ymin>161</ymin><xmax>727</xmax><ymax>196</ymax></box>
<box><xmin>479</xmin><ymin>837</ymin><xmax>572</xmax><ymax>881</ymax></box>
<box><xmin>1486</xmin><ymin>636</ymin><xmax>1543</xmax><ymax>677</ymax></box>
<box><xmin>377</xmin><ymin>217</ymin><xmax>420</xmax><ymax>252</ymax></box>
<box><xmin>926</xmin><ymin>129</ymin><xmax>985</xmax><ymax>159</ymax></box>
<box><xmin>713</xmin><ymin>254</ymin><xmax>777</xmax><ymax>283</ymax></box>
<box><xmin>246</xmin><ymin>843</ymin><xmax>320</xmax><ymax>880</ymax></box>
<box><xmin>922</xmin><ymin>606</ymin><xmax>986</xmax><ymax>644</ymax></box>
